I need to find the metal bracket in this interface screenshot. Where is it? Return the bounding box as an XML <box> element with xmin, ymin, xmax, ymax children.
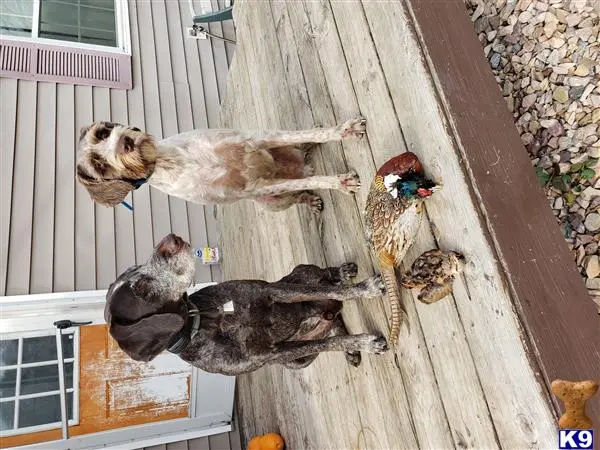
<box><xmin>186</xmin><ymin>25</ymin><xmax>208</xmax><ymax>40</ymax></box>
<box><xmin>53</xmin><ymin>320</ymin><xmax>92</xmax><ymax>330</ymax></box>
<box><xmin>53</xmin><ymin>320</ymin><xmax>91</xmax><ymax>440</ymax></box>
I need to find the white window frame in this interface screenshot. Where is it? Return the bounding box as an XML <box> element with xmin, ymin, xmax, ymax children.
<box><xmin>0</xmin><ymin>0</ymin><xmax>131</xmax><ymax>55</ymax></box>
<box><xmin>0</xmin><ymin>329</ymin><xmax>81</xmax><ymax>437</ymax></box>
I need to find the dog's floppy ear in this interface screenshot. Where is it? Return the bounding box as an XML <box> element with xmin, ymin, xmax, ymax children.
<box><xmin>77</xmin><ymin>174</ymin><xmax>133</xmax><ymax>207</ymax></box>
<box><xmin>110</xmin><ymin>313</ymin><xmax>184</xmax><ymax>362</ymax></box>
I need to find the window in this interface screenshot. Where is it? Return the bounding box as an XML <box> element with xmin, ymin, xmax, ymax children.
<box><xmin>0</xmin><ymin>329</ymin><xmax>80</xmax><ymax>436</ymax></box>
<box><xmin>0</xmin><ymin>0</ymin><xmax>132</xmax><ymax>89</ymax></box>
<box><xmin>0</xmin><ymin>0</ymin><xmax>128</xmax><ymax>52</ymax></box>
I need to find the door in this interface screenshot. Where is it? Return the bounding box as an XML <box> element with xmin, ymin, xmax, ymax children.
<box><xmin>0</xmin><ymin>289</ymin><xmax>235</xmax><ymax>449</ymax></box>
<box><xmin>1</xmin><ymin>325</ymin><xmax>192</xmax><ymax>448</ymax></box>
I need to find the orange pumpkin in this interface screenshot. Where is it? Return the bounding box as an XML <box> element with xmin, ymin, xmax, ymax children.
<box><xmin>247</xmin><ymin>432</ymin><xmax>284</xmax><ymax>450</ymax></box>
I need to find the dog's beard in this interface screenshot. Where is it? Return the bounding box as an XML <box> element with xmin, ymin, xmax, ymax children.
<box><xmin>113</xmin><ymin>134</ymin><xmax>157</xmax><ymax>179</ymax></box>
<box><xmin>76</xmin><ymin>126</ymin><xmax>159</xmax><ymax>206</ymax></box>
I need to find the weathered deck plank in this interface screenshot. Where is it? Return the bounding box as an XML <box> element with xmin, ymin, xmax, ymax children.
<box><xmin>232</xmin><ymin>7</ymin><xmax>369</xmax><ymax>448</ymax></box>
<box><xmin>328</xmin><ymin>2</ymin><xmax>500</xmax><ymax>447</ymax></box>
<box><xmin>218</xmin><ymin>1</ymin><xmax>563</xmax><ymax>448</ymax></box>
<box><xmin>361</xmin><ymin>1</ymin><xmax>558</xmax><ymax>446</ymax></box>
<box><xmin>277</xmin><ymin>2</ymin><xmax>452</xmax><ymax>448</ymax></box>
<box><xmin>406</xmin><ymin>0</ymin><xmax>600</xmax><ymax>422</ymax></box>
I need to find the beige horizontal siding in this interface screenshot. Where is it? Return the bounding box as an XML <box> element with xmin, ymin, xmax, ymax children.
<box><xmin>0</xmin><ymin>0</ymin><xmax>231</xmax><ymax>295</ymax></box>
<box><xmin>140</xmin><ymin>427</ymin><xmax>242</xmax><ymax>450</ymax></box>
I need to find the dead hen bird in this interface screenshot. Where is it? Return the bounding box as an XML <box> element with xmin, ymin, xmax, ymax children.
<box><xmin>364</xmin><ymin>152</ymin><xmax>439</xmax><ymax>345</ymax></box>
<box><xmin>402</xmin><ymin>250</ymin><xmax>465</xmax><ymax>304</ymax></box>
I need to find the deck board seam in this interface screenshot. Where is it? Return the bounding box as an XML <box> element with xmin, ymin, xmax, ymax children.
<box><xmin>402</xmin><ymin>0</ymin><xmax>559</xmax><ymax>423</ymax></box>
<box><xmin>265</xmin><ymin>2</ymin><xmax>408</xmax><ymax>446</ymax></box>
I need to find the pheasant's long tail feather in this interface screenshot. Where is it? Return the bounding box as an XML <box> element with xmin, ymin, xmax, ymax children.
<box><xmin>381</xmin><ymin>264</ymin><xmax>408</xmax><ymax>346</ymax></box>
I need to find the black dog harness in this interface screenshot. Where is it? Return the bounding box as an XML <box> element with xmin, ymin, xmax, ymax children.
<box><xmin>167</xmin><ymin>297</ymin><xmax>202</xmax><ymax>355</ymax></box>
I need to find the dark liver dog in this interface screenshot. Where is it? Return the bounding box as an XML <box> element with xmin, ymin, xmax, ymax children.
<box><xmin>105</xmin><ymin>234</ymin><xmax>389</xmax><ymax>375</ymax></box>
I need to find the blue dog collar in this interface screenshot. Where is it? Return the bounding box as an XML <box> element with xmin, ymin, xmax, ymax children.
<box><xmin>119</xmin><ymin>171</ymin><xmax>153</xmax><ymax>211</ymax></box>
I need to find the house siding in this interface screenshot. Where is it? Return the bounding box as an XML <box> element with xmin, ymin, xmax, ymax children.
<box><xmin>0</xmin><ymin>0</ymin><xmax>233</xmax><ymax>295</ymax></box>
<box><xmin>142</xmin><ymin>426</ymin><xmax>242</xmax><ymax>450</ymax></box>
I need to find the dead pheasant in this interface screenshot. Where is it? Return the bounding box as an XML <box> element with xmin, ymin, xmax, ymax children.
<box><xmin>402</xmin><ymin>249</ymin><xmax>465</xmax><ymax>304</ymax></box>
<box><xmin>364</xmin><ymin>152</ymin><xmax>439</xmax><ymax>345</ymax></box>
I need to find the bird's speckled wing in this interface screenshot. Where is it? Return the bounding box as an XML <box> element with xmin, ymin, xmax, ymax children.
<box><xmin>402</xmin><ymin>249</ymin><xmax>449</xmax><ymax>288</ymax></box>
<box><xmin>365</xmin><ymin>180</ymin><xmax>421</xmax><ymax>266</ymax></box>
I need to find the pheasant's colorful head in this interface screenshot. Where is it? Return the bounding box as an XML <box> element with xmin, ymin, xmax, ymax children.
<box><xmin>383</xmin><ymin>172</ymin><xmax>438</xmax><ymax>199</ymax></box>
<box><xmin>378</xmin><ymin>152</ymin><xmax>439</xmax><ymax>199</ymax></box>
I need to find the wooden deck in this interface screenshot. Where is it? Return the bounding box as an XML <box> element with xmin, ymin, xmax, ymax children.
<box><xmin>217</xmin><ymin>1</ymin><xmax>600</xmax><ymax>448</ymax></box>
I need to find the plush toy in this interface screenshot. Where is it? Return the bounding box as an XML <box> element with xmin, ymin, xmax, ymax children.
<box><xmin>247</xmin><ymin>432</ymin><xmax>285</xmax><ymax>450</ymax></box>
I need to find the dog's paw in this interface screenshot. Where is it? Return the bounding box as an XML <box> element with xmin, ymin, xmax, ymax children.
<box><xmin>357</xmin><ymin>275</ymin><xmax>385</xmax><ymax>297</ymax></box>
<box><xmin>339</xmin><ymin>116</ymin><xmax>367</xmax><ymax>139</ymax></box>
<box><xmin>338</xmin><ymin>170</ymin><xmax>361</xmax><ymax>193</ymax></box>
<box><xmin>345</xmin><ymin>350</ymin><xmax>362</xmax><ymax>367</ymax></box>
<box><xmin>299</xmin><ymin>193</ymin><xmax>323</xmax><ymax>213</ymax></box>
<box><xmin>360</xmin><ymin>335</ymin><xmax>389</xmax><ymax>354</ymax></box>
<box><xmin>339</xmin><ymin>263</ymin><xmax>358</xmax><ymax>281</ymax></box>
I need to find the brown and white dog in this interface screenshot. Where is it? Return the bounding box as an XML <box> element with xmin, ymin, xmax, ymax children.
<box><xmin>76</xmin><ymin>118</ymin><xmax>367</xmax><ymax>211</ymax></box>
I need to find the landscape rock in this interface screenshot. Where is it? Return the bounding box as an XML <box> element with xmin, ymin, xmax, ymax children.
<box><xmin>585</xmin><ymin>213</ymin><xmax>600</xmax><ymax>232</ymax></box>
<box><xmin>464</xmin><ymin>0</ymin><xmax>600</xmax><ymax>307</ymax></box>
<box><xmin>553</xmin><ymin>87</ymin><xmax>570</xmax><ymax>103</ymax></box>
<box><xmin>586</xmin><ymin>277</ymin><xmax>600</xmax><ymax>290</ymax></box>
<box><xmin>585</xmin><ymin>255</ymin><xmax>600</xmax><ymax>278</ymax></box>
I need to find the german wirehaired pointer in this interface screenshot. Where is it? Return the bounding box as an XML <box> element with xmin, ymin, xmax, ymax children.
<box><xmin>105</xmin><ymin>234</ymin><xmax>389</xmax><ymax>375</ymax></box>
<box><xmin>77</xmin><ymin>118</ymin><xmax>367</xmax><ymax>212</ymax></box>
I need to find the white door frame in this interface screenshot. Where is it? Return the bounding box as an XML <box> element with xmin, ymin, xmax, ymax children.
<box><xmin>0</xmin><ymin>286</ymin><xmax>236</xmax><ymax>450</ymax></box>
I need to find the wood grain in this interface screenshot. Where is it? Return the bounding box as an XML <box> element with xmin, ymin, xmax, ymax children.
<box><xmin>220</xmin><ymin>0</ymin><xmax>570</xmax><ymax>447</ymax></box>
<box><xmin>406</xmin><ymin>0</ymin><xmax>600</xmax><ymax>422</ymax></box>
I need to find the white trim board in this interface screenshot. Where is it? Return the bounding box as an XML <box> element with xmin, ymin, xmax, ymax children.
<box><xmin>15</xmin><ymin>421</ymin><xmax>232</xmax><ymax>450</ymax></box>
<box><xmin>0</xmin><ymin>283</ymin><xmax>217</xmax><ymax>332</ymax></box>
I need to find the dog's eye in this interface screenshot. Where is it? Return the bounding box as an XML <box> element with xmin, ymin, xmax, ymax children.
<box><xmin>95</xmin><ymin>127</ymin><xmax>112</xmax><ymax>141</ymax></box>
<box><xmin>90</xmin><ymin>153</ymin><xmax>107</xmax><ymax>174</ymax></box>
<box><xmin>131</xmin><ymin>127</ymin><xmax>141</xmax><ymax>132</ymax></box>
